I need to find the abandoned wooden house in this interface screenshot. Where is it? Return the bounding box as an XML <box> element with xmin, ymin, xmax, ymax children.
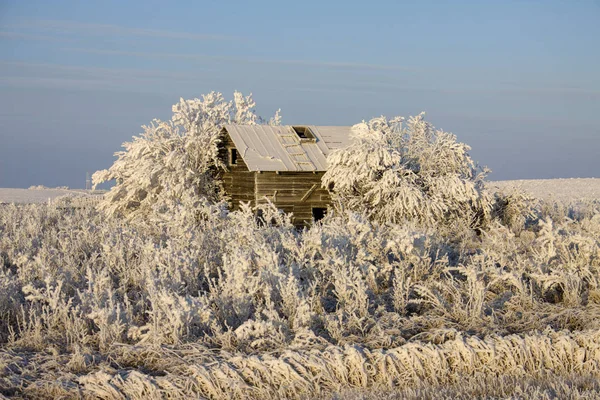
<box><xmin>219</xmin><ymin>124</ymin><xmax>353</xmax><ymax>226</ymax></box>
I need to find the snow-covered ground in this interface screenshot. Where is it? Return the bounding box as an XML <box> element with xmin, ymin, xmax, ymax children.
<box><xmin>487</xmin><ymin>178</ymin><xmax>599</xmax><ymax>203</ymax></box>
<box><xmin>0</xmin><ymin>188</ymin><xmax>103</xmax><ymax>204</ymax></box>
<box><xmin>1</xmin><ymin>179</ymin><xmax>598</xmax><ymax>205</ymax></box>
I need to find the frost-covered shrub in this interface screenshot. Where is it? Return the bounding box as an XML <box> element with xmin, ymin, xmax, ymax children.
<box><xmin>1</xmin><ymin>192</ymin><xmax>600</xmax><ymax>397</ymax></box>
<box><xmin>323</xmin><ymin>114</ymin><xmax>492</xmax><ymax>233</ymax></box>
<box><xmin>0</xmin><ymin>267</ymin><xmax>22</xmax><ymax>341</ymax></box>
<box><xmin>491</xmin><ymin>188</ymin><xmax>537</xmax><ymax>234</ymax></box>
<box><xmin>93</xmin><ymin>92</ymin><xmax>280</xmax><ymax>224</ymax></box>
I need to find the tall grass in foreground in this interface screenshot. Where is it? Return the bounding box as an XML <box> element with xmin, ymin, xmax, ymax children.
<box><xmin>0</xmin><ymin>195</ymin><xmax>599</xmax><ymax>398</ymax></box>
<box><xmin>322</xmin><ymin>373</ymin><xmax>600</xmax><ymax>400</ymax></box>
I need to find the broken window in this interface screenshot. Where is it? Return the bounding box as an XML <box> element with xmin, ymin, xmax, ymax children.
<box><xmin>230</xmin><ymin>148</ymin><xmax>238</xmax><ymax>165</ymax></box>
<box><xmin>292</xmin><ymin>126</ymin><xmax>315</xmax><ymax>140</ymax></box>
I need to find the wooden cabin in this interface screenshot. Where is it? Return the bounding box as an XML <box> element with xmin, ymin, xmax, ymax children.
<box><xmin>218</xmin><ymin>124</ymin><xmax>353</xmax><ymax>227</ymax></box>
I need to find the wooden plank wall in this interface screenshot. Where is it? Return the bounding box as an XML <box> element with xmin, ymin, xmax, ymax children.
<box><xmin>218</xmin><ymin>131</ymin><xmax>333</xmax><ymax>225</ymax></box>
<box><xmin>218</xmin><ymin>135</ymin><xmax>255</xmax><ymax>211</ymax></box>
<box><xmin>255</xmin><ymin>172</ymin><xmax>331</xmax><ymax>227</ymax></box>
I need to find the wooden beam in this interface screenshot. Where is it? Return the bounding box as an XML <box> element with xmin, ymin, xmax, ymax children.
<box><xmin>300</xmin><ymin>184</ymin><xmax>318</xmax><ymax>202</ymax></box>
<box><xmin>254</xmin><ymin>172</ymin><xmax>259</xmax><ymax>207</ymax></box>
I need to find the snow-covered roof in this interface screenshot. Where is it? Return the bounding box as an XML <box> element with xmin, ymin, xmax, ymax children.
<box><xmin>222</xmin><ymin>125</ymin><xmax>353</xmax><ymax>172</ymax></box>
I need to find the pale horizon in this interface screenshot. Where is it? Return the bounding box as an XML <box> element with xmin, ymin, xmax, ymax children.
<box><xmin>1</xmin><ymin>0</ymin><xmax>598</xmax><ymax>188</ymax></box>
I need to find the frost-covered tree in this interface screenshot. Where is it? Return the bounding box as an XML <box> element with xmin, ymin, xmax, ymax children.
<box><xmin>93</xmin><ymin>91</ymin><xmax>281</xmax><ymax>223</ymax></box>
<box><xmin>322</xmin><ymin>114</ymin><xmax>493</xmax><ymax>231</ymax></box>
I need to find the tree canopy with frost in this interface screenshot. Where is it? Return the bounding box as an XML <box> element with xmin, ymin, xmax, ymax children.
<box><xmin>322</xmin><ymin>114</ymin><xmax>493</xmax><ymax>231</ymax></box>
<box><xmin>93</xmin><ymin>91</ymin><xmax>281</xmax><ymax>223</ymax></box>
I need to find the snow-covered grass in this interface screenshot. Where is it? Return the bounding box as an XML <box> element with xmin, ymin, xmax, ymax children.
<box><xmin>0</xmin><ymin>187</ymin><xmax>599</xmax><ymax>398</ymax></box>
<box><xmin>319</xmin><ymin>373</ymin><xmax>600</xmax><ymax>399</ymax></box>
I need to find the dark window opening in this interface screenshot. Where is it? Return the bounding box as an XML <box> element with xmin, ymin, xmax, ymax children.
<box><xmin>312</xmin><ymin>207</ymin><xmax>327</xmax><ymax>222</ymax></box>
<box><xmin>230</xmin><ymin>148</ymin><xmax>238</xmax><ymax>165</ymax></box>
<box><xmin>327</xmin><ymin>181</ymin><xmax>335</xmax><ymax>191</ymax></box>
<box><xmin>292</xmin><ymin>126</ymin><xmax>314</xmax><ymax>140</ymax></box>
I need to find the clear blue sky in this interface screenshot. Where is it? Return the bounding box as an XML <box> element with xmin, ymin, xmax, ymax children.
<box><xmin>0</xmin><ymin>0</ymin><xmax>598</xmax><ymax>188</ymax></box>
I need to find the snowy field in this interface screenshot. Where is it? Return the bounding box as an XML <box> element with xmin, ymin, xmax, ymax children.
<box><xmin>0</xmin><ymin>188</ymin><xmax>103</xmax><ymax>205</ymax></box>
<box><xmin>1</xmin><ymin>178</ymin><xmax>598</xmax><ymax>205</ymax></box>
<box><xmin>487</xmin><ymin>178</ymin><xmax>600</xmax><ymax>203</ymax></box>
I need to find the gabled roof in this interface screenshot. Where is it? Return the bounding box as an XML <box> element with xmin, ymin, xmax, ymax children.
<box><xmin>222</xmin><ymin>125</ymin><xmax>353</xmax><ymax>172</ymax></box>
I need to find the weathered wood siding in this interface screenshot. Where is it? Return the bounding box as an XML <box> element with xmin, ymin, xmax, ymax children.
<box><xmin>255</xmin><ymin>172</ymin><xmax>331</xmax><ymax>226</ymax></box>
<box><xmin>218</xmin><ymin>134</ymin><xmax>255</xmax><ymax>211</ymax></box>
<box><xmin>218</xmin><ymin>131</ymin><xmax>333</xmax><ymax>225</ymax></box>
